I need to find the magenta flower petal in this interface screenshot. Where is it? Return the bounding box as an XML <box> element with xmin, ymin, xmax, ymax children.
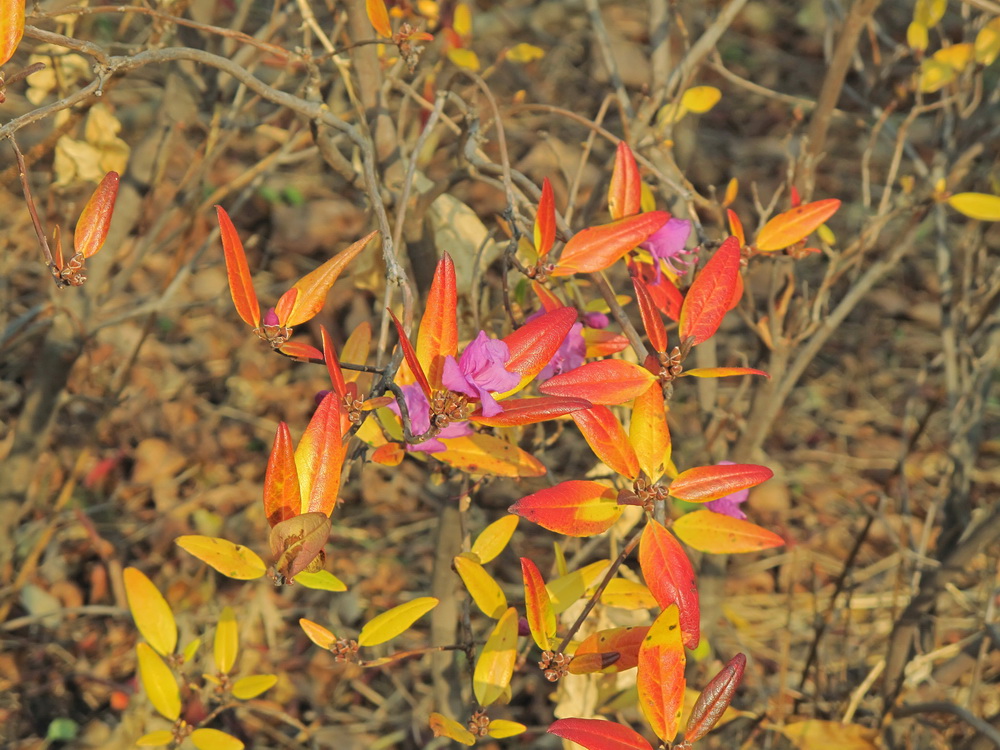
<box><xmin>538</xmin><ymin>321</ymin><xmax>585</xmax><ymax>381</ymax></box>
<box><xmin>441</xmin><ymin>330</ymin><xmax>520</xmax><ymax>413</ymax></box>
<box><xmin>262</xmin><ymin>307</ymin><xmax>280</xmax><ymax>326</ymax></box>
<box><xmin>641</xmin><ymin>218</ymin><xmax>694</xmax><ymax>279</ymax></box>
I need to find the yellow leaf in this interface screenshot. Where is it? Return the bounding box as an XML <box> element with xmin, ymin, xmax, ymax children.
<box><xmin>231</xmin><ymin>674</ymin><xmax>278</xmax><ymax>700</ymax></box>
<box><xmin>293</xmin><ymin>569</ymin><xmax>348</xmax><ymax>591</ymax></box>
<box><xmin>429</xmin><ymin>713</ymin><xmax>476</xmax><ymax>745</ymax></box>
<box><xmin>175</xmin><ymin>536</ymin><xmax>267</xmax><ymax>580</ymax></box>
<box><xmin>656</xmin><ymin>101</ymin><xmax>688</xmax><ymax>126</ymax></box>
<box><xmin>471</xmin><ymin>515</ymin><xmax>519</xmax><ymax>564</ymax></box>
<box><xmin>917</xmin><ymin>58</ymin><xmax>955</xmax><ymax>93</ymax></box>
<box><xmin>190</xmin><ymin>728</ymin><xmax>245</xmax><ymax>750</ymax></box>
<box><xmin>182</xmin><ymin>638</ymin><xmax>201</xmax><ymax>664</ymax></box>
<box><xmin>473</xmin><ymin>607</ymin><xmax>518</xmax><ymax>707</ymax></box>
<box><xmin>136</xmin><ymin>643</ymin><xmax>181</xmax><ymax>721</ymax></box>
<box><xmin>436</xmin><ymin>434</ymin><xmax>545</xmax><ymax>477</ymax></box>
<box><xmin>357</xmin><ymin>597</ymin><xmax>439</xmax><ymax>647</ymax></box>
<box><xmin>365</xmin><ymin>0</ymin><xmax>392</xmax><ymax>37</ymax></box>
<box><xmin>453</xmin><ymin>2</ymin><xmax>472</xmax><ymax>37</ymax></box>
<box><xmin>947</xmin><ymin>192</ymin><xmax>1000</xmax><ymax>221</ymax></box>
<box><xmin>914</xmin><ymin>0</ymin><xmax>946</xmax><ymax>28</ymax></box>
<box><xmin>453</xmin><ymin>556</ymin><xmax>508</xmax><ymax>618</ymax></box>
<box><xmin>447</xmin><ymin>47</ymin><xmax>480</xmax><ymax>71</ymax></box>
<box><xmin>600</xmin><ymin>578</ymin><xmax>657</xmax><ymax>609</ymax></box>
<box><xmin>488</xmin><ymin>719</ymin><xmax>527</xmax><ymax>738</ymax></box>
<box><xmin>816</xmin><ymin>223</ymin><xmax>836</xmax><ymax>245</ymax></box>
<box><xmin>975</xmin><ymin>17</ymin><xmax>1000</xmax><ymax>65</ymax></box>
<box><xmin>933</xmin><ymin>43</ymin><xmax>973</xmax><ymax>71</ymax></box>
<box><xmin>680</xmin><ymin>85</ymin><xmax>722</xmax><ymax>114</ymax></box>
<box><xmin>778</xmin><ymin>720</ymin><xmax>880</xmax><ymax>750</ymax></box>
<box><xmin>507</xmin><ymin>43</ymin><xmax>544</xmax><ymax>63</ymax></box>
<box><xmin>214</xmin><ymin>606</ymin><xmax>238</xmax><ymax>675</ymax></box>
<box><xmin>299</xmin><ymin>618</ymin><xmax>338</xmax><ymax>649</ymax></box>
<box><xmin>907</xmin><ymin>21</ymin><xmax>928</xmax><ymax>53</ymax></box>
<box><xmin>136</xmin><ymin>730</ymin><xmax>174</xmax><ymax>746</ymax></box>
<box><xmin>123</xmin><ymin>568</ymin><xmax>176</xmax><ymax>656</ymax></box>
<box><xmin>547</xmin><ymin>559</ymin><xmax>611</xmax><ymax>614</ymax></box>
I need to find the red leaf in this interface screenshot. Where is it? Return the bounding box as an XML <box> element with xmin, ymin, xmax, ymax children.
<box><xmin>637</xmin><ymin>606</ymin><xmax>686</xmax><ymax>743</ymax></box>
<box><xmin>417</xmin><ymin>253</ymin><xmax>459</xmax><ymax>388</ymax></box>
<box><xmin>539</xmin><ymin>360</ymin><xmax>656</xmax><ymax>405</ymax></box>
<box><xmin>534</xmin><ymin>178</ymin><xmax>557</xmax><ymax>258</ymax></box>
<box><xmin>686</xmin><ymin>653</ymin><xmax>747</xmax><ymax>743</ymax></box>
<box><xmin>388</xmin><ymin>309</ymin><xmax>432</xmax><ymax>398</ymax></box>
<box><xmin>608</xmin><ymin>142</ymin><xmax>641</xmax><ymax>220</ymax></box>
<box><xmin>294</xmin><ymin>393</ymin><xmax>348</xmax><ymax>517</ymax></box>
<box><xmin>639</xmin><ymin>520</ymin><xmax>699</xmax><ymax>649</ymax></box>
<box><xmin>470</xmin><ymin>396</ymin><xmax>591</xmax><ymax>426</ymax></box>
<box><xmin>632</xmin><ymin>274</ymin><xmax>668</xmax><ymax>352</ymax></box>
<box><xmin>500</xmin><ymin>306</ymin><xmax>577</xmax><ymax>385</ymax></box>
<box><xmin>584</xmin><ymin>329</ymin><xmax>630</xmax><ymax>358</ymax></box>
<box><xmin>521</xmin><ymin>558</ymin><xmax>556</xmax><ymax>650</ymax></box>
<box><xmin>572</xmin><ymin>626</ymin><xmax>650</xmax><ymax>673</ymax></box>
<box><xmin>548</xmin><ymin>718</ymin><xmax>654</xmax><ymax>750</ymax></box>
<box><xmin>216</xmin><ymin>206</ymin><xmax>261</xmax><ymax>329</ymax></box>
<box><xmin>669</xmin><ymin>463</ymin><xmax>773</xmax><ymax>502</ymax></box>
<box><xmin>263</xmin><ymin>423</ymin><xmax>301</xmax><ymax>528</ymax></box>
<box><xmin>571</xmin><ymin>406</ymin><xmax>640</xmax><ymax>480</ymax></box>
<box><xmin>321</xmin><ymin>326</ymin><xmax>348</xmax><ymax>400</ymax></box>
<box><xmin>509</xmin><ymin>480</ymin><xmax>622</xmax><ymax>537</ymax></box>
<box><xmin>755</xmin><ymin>199</ymin><xmax>840</xmax><ymax>252</ymax></box>
<box><xmin>552</xmin><ymin>211</ymin><xmax>669</xmax><ymax>276</ymax></box>
<box><xmin>74</xmin><ymin>171</ymin><xmax>120</xmax><ymax>259</ymax></box>
<box><xmin>678</xmin><ymin>236</ymin><xmax>741</xmax><ymax>345</ymax></box>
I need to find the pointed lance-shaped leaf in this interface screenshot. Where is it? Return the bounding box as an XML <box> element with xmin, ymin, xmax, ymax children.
<box><xmin>680</xmin><ymin>367</ymin><xmax>769</xmax><ymax>379</ymax></box>
<box><xmin>294</xmin><ymin>393</ymin><xmax>348</xmax><ymax>516</ymax></box>
<box><xmin>216</xmin><ymin>206</ymin><xmax>261</xmax><ymax>329</ymax></box>
<box><xmin>453</xmin><ymin>555</ymin><xmax>508</xmax><ymax>619</ymax></box>
<box><xmin>755</xmin><ymin>199</ymin><xmax>841</xmax><ymax>252</ymax></box>
<box><xmin>436</xmin><ymin>434</ymin><xmax>546</xmax><ymax>477</ymax></box>
<box><xmin>552</xmin><ymin>211</ymin><xmax>670</xmax><ymax>276</ymax></box>
<box><xmin>275</xmin><ymin>230</ymin><xmax>377</xmax><ymax>327</ymax></box>
<box><xmin>214</xmin><ymin>606</ymin><xmax>238</xmax><ymax>675</ymax></box>
<box><xmin>947</xmin><ymin>192</ymin><xmax>1000</xmax><ymax>222</ymax></box>
<box><xmin>357</xmin><ymin>597</ymin><xmax>439</xmax><ymax>647</ymax></box>
<box><xmin>678</xmin><ymin>236</ymin><xmax>741</xmax><ymax>346</ymax></box>
<box><xmin>123</xmin><ymin>567</ymin><xmax>177</xmax><ymax>656</ymax></box>
<box><xmin>685</xmin><ymin>653</ymin><xmax>747</xmax><ymax>743</ymax></box>
<box><xmin>263</xmin><ymin>422</ymin><xmax>301</xmax><ymax>528</ymax></box>
<box><xmin>637</xmin><ymin>606</ymin><xmax>686</xmax><ymax>743</ymax></box>
<box><xmin>231</xmin><ymin>674</ymin><xmax>278</xmax><ymax>700</ymax></box>
<box><xmin>727</xmin><ymin>209</ymin><xmax>745</xmax><ymax>246</ymax></box>
<box><xmin>473</xmin><ymin>606</ymin><xmax>519</xmax><ymax>707</ymax></box>
<box><xmin>299</xmin><ymin>618</ymin><xmax>338</xmax><ymax>649</ymax></box>
<box><xmin>136</xmin><ymin>643</ymin><xmax>181</xmax><ymax>721</ymax></box>
<box><xmin>175</xmin><ymin>536</ymin><xmax>267</xmax><ymax>580</ymax></box>
<box><xmin>269</xmin><ymin>512</ymin><xmax>331</xmax><ymax>582</ymax></box>
<box><xmin>609</xmin><ymin>141</ymin><xmax>642</xmax><ymax>220</ymax></box>
<box><xmin>0</xmin><ymin>0</ymin><xmax>25</xmax><ymax>66</ymax></box>
<box><xmin>470</xmin><ymin>395</ymin><xmax>592</xmax><ymax>426</ymax></box>
<box><xmin>539</xmin><ymin>359</ymin><xmax>656</xmax><ymax>405</ymax></box>
<box><xmin>572</xmin><ymin>625</ymin><xmax>650</xmax><ymax>673</ymax></box>
<box><xmin>548</xmin><ymin>718</ymin><xmax>654</xmax><ymax>750</ymax></box>
<box><xmin>417</xmin><ymin>253</ymin><xmax>459</xmax><ymax>388</ymax></box>
<box><xmin>293</xmin><ymin>569</ymin><xmax>347</xmax><ymax>591</ymax></box>
<box><xmin>471</xmin><ymin>515</ymin><xmax>519</xmax><ymax>564</ymax></box>
<box><xmin>534</xmin><ymin>177</ymin><xmax>557</xmax><ymax>257</ymax></box>
<box><xmin>639</xmin><ymin>520</ymin><xmax>699</xmax><ymax>650</ymax></box>
<box><xmin>630</xmin><ymin>384</ymin><xmax>671</xmax><ymax>483</ymax></box>
<box><xmin>632</xmin><ymin>274</ymin><xmax>668</xmax><ymax>353</ymax></box>
<box><xmin>487</xmin><ymin>719</ymin><xmax>526</xmax><ymax>739</ymax></box>
<box><xmin>672</xmin><ymin>510</ymin><xmax>784</xmax><ymax>554</ymax></box>
<box><xmin>669</xmin><ymin>463</ymin><xmax>773</xmax><ymax>502</ymax></box>
<box><xmin>365</xmin><ymin>0</ymin><xmax>392</xmax><ymax>36</ymax></box>
<box><xmin>521</xmin><ymin>558</ymin><xmax>556</xmax><ymax>650</ymax></box>
<box><xmin>321</xmin><ymin>326</ymin><xmax>348</xmax><ymax>400</ymax></box>
<box><xmin>74</xmin><ymin>171</ymin><xmax>120</xmax><ymax>259</ymax></box>
<box><xmin>510</xmin><ymin>480</ymin><xmax>622</xmax><ymax>537</ymax></box>
<box><xmin>388</xmin><ymin>308</ymin><xmax>433</xmax><ymax>398</ymax></box>
<box><xmin>572</xmin><ymin>406</ymin><xmax>640</xmax><ymax>480</ymax></box>
<box><xmin>498</xmin><ymin>306</ymin><xmax>578</xmax><ymax>395</ymax></box>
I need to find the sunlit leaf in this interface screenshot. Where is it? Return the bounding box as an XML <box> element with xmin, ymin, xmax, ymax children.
<box><xmin>0</xmin><ymin>0</ymin><xmax>25</xmax><ymax>67</ymax></box>
<box><xmin>216</xmin><ymin>206</ymin><xmax>260</xmax><ymax>329</ymax></box>
<box><xmin>263</xmin><ymin>422</ymin><xmax>300</xmax><ymax>528</ymax></box>
<box><xmin>299</xmin><ymin>618</ymin><xmax>337</xmax><ymax>649</ymax></box>
<box><xmin>637</xmin><ymin>606</ymin><xmax>686</xmax><ymax>743</ymax></box>
<box><xmin>371</xmin><ymin>442</ymin><xmax>405</xmax><ymax>466</ymax></box>
<box><xmin>473</xmin><ymin>607</ymin><xmax>518</xmax><ymax>707</ymax></box>
<box><xmin>294</xmin><ymin>569</ymin><xmax>348</xmax><ymax>591</ymax></box>
<box><xmin>389</xmin><ymin>308</ymin><xmax>433</xmax><ymax>397</ymax></box>
<box><xmin>182</xmin><ymin>638</ymin><xmax>201</xmax><ymax>664</ymax></box>
<box><xmin>723</xmin><ymin>178</ymin><xmax>738</xmax><ymax>208</ymax></box>
<box><xmin>755</xmin><ymin>199</ymin><xmax>841</xmax><ymax>252</ymax></box>
<box><xmin>608</xmin><ymin>141</ymin><xmax>641</xmax><ymax>220</ymax></box>
<box><xmin>471</xmin><ymin>395</ymin><xmax>591</xmax><ymax>426</ymax></box>
<box><xmin>453</xmin><ymin>556</ymin><xmax>507</xmax><ymax>618</ymax></box>
<box><xmin>123</xmin><ymin>567</ymin><xmax>177</xmax><ymax>657</ymax></box>
<box><xmin>534</xmin><ymin>177</ymin><xmax>557</xmax><ymax>257</ymax></box>
<box><xmin>669</xmin><ymin>463</ymin><xmax>773</xmax><ymax>502</ymax></box>
<box><xmin>521</xmin><ymin>558</ymin><xmax>556</xmax><ymax>650</ymax></box>
<box><xmin>498</xmin><ymin>306</ymin><xmax>578</xmax><ymax>395</ymax></box>
<box><xmin>601</xmin><ymin>578</ymin><xmax>657</xmax><ymax>610</ymax></box>
<box><xmin>175</xmin><ymin>536</ymin><xmax>267</xmax><ymax>580</ymax></box>
<box><xmin>136</xmin><ymin>643</ymin><xmax>181</xmax><ymax>721</ymax></box>
<box><xmin>488</xmin><ymin>719</ymin><xmax>527</xmax><ymax>738</ymax></box>
<box><xmin>190</xmin><ymin>728</ymin><xmax>245</xmax><ymax>750</ymax></box>
<box><xmin>547</xmin><ymin>559</ymin><xmax>610</xmax><ymax>614</ymax></box>
<box><xmin>630</xmin><ymin>384</ymin><xmax>671</xmax><ymax>483</ymax></box>
<box><xmin>639</xmin><ymin>520</ymin><xmax>699</xmax><ymax>649</ymax></box>
<box><xmin>277</xmin><ymin>340</ymin><xmax>322</xmax><ymax>362</ymax></box>
<box><xmin>552</xmin><ymin>211</ymin><xmax>670</xmax><ymax>276</ymax></box>
<box><xmin>685</xmin><ymin>653</ymin><xmax>746</xmax><ymax>743</ymax></box>
<box><xmin>471</xmin><ymin>515</ymin><xmax>519</xmax><ymax>564</ymax></box>
<box><xmin>436</xmin><ymin>433</ymin><xmax>545</xmax><ymax>477</ymax></box>
<box><xmin>357</xmin><ymin>597</ymin><xmax>439</xmax><ymax>647</ymax></box>
<box><xmin>584</xmin><ymin>328</ymin><xmax>630</xmax><ymax>357</ymax></box>
<box><xmin>572</xmin><ymin>626</ymin><xmax>649</xmax><ymax>673</ymax></box>
<box><xmin>572</xmin><ymin>406</ymin><xmax>640</xmax><ymax>479</ymax></box>
<box><xmin>294</xmin><ymin>392</ymin><xmax>348</xmax><ymax>516</ymax></box>
<box><xmin>136</xmin><ymin>731</ymin><xmax>174</xmax><ymax>747</ymax></box>
<box><xmin>365</xmin><ymin>0</ymin><xmax>392</xmax><ymax>36</ymax></box>
<box><xmin>975</xmin><ymin>17</ymin><xmax>1000</xmax><ymax>65</ymax></box>
<box><xmin>678</xmin><ymin>237</ymin><xmax>741</xmax><ymax>346</ymax></box>
<box><xmin>74</xmin><ymin>171</ymin><xmax>119</xmax><ymax>258</ymax></box>
<box><xmin>933</xmin><ymin>42</ymin><xmax>973</xmax><ymax>71</ymax></box>
<box><xmin>540</xmin><ymin>359</ymin><xmax>656</xmax><ymax>405</ymax></box>
<box><xmin>917</xmin><ymin>57</ymin><xmax>956</xmax><ymax>92</ymax></box>
<box><xmin>321</xmin><ymin>326</ymin><xmax>348</xmax><ymax>399</ymax></box>
<box><xmin>417</xmin><ymin>253</ymin><xmax>459</xmax><ymax>388</ymax></box>
<box><xmin>672</xmin><ymin>510</ymin><xmax>784</xmax><ymax>553</ymax></box>
<box><xmin>510</xmin><ymin>480</ymin><xmax>622</xmax><ymax>537</ymax></box>
<box><xmin>680</xmin><ymin>367</ymin><xmax>769</xmax><ymax>379</ymax></box>
<box><xmin>727</xmin><ymin>209</ymin><xmax>745</xmax><ymax>246</ymax></box>
<box><xmin>632</xmin><ymin>275</ymin><xmax>668</xmax><ymax>352</ymax></box>
<box><xmin>947</xmin><ymin>192</ymin><xmax>1000</xmax><ymax>221</ymax></box>
<box><xmin>914</xmin><ymin>0</ymin><xmax>946</xmax><ymax>28</ymax></box>
<box><xmin>231</xmin><ymin>674</ymin><xmax>278</xmax><ymax>700</ymax></box>
<box><xmin>269</xmin><ymin>512</ymin><xmax>331</xmax><ymax>582</ymax></box>
<box><xmin>447</xmin><ymin>47</ymin><xmax>481</xmax><ymax>70</ymax></box>
<box><xmin>214</xmin><ymin>606</ymin><xmax>238</xmax><ymax>675</ymax></box>
<box><xmin>681</xmin><ymin>85</ymin><xmax>721</xmax><ymax>113</ymax></box>
<box><xmin>548</xmin><ymin>717</ymin><xmax>654</xmax><ymax>750</ymax></box>
<box><xmin>907</xmin><ymin>21</ymin><xmax>928</xmax><ymax>53</ymax></box>
<box><xmin>507</xmin><ymin>42</ymin><xmax>544</xmax><ymax>63</ymax></box>
<box><xmin>342</xmin><ymin>322</ymin><xmax>372</xmax><ymax>384</ymax></box>
<box><xmin>429</xmin><ymin>713</ymin><xmax>476</xmax><ymax>745</ymax></box>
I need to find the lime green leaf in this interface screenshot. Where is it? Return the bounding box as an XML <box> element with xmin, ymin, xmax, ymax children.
<box><xmin>507</xmin><ymin>43</ymin><xmax>544</xmax><ymax>63</ymax></box>
<box><xmin>488</xmin><ymin>719</ymin><xmax>527</xmax><ymax>738</ymax></box>
<box><xmin>447</xmin><ymin>48</ymin><xmax>480</xmax><ymax>71</ymax></box>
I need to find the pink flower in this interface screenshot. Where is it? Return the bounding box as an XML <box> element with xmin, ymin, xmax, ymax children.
<box><xmin>705</xmin><ymin>460</ymin><xmax>749</xmax><ymax>520</ymax></box>
<box><xmin>441</xmin><ymin>331</ymin><xmax>521</xmax><ymax>417</ymax></box>
<box><xmin>641</xmin><ymin>218</ymin><xmax>694</xmax><ymax>280</ymax></box>
<box><xmin>389</xmin><ymin>384</ymin><xmax>472</xmax><ymax>453</ymax></box>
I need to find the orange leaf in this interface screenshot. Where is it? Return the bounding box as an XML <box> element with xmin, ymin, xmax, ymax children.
<box><xmin>632</xmin><ymin>275</ymin><xmax>668</xmax><ymax>352</ymax></box>
<box><xmin>572</xmin><ymin>406</ymin><xmax>640</xmax><ymax>480</ymax></box>
<box><xmin>123</xmin><ymin>568</ymin><xmax>177</xmax><ymax>656</ymax></box>
<box><xmin>672</xmin><ymin>510</ymin><xmax>784</xmax><ymax>553</ymax></box>
<box><xmin>568</xmin><ymin>651</ymin><xmax>621</xmax><ymax>674</ymax></box>
<box><xmin>269</xmin><ymin>512</ymin><xmax>331</xmax><ymax>582</ymax></box>
<box><xmin>473</xmin><ymin>607</ymin><xmax>519</xmax><ymax>707</ymax></box>
<box><xmin>584</xmin><ymin>328</ymin><xmax>630</xmax><ymax>358</ymax></box>
<box><xmin>470</xmin><ymin>396</ymin><xmax>591</xmax><ymax>426</ymax></box>
<box><xmin>0</xmin><ymin>0</ymin><xmax>25</xmax><ymax>67</ymax></box>
<box><xmin>755</xmin><ymin>199</ymin><xmax>841</xmax><ymax>252</ymax></box>
<box><xmin>216</xmin><ymin>206</ymin><xmax>260</xmax><ymax>329</ymax></box>
<box><xmin>417</xmin><ymin>253</ymin><xmax>459</xmax><ymax>388</ymax></box>
<box><xmin>74</xmin><ymin>171</ymin><xmax>120</xmax><ymax>259</ymax></box>
<box><xmin>371</xmin><ymin>442</ymin><xmax>405</xmax><ymax>466</ymax></box>
<box><xmin>680</xmin><ymin>367</ymin><xmax>769</xmax><ymax>379</ymax></box>
<box><xmin>573</xmin><ymin>626</ymin><xmax>650</xmax><ymax>673</ymax></box>
<box><xmin>294</xmin><ymin>393</ymin><xmax>348</xmax><ymax>516</ymax></box>
<box><xmin>548</xmin><ymin>718</ymin><xmax>654</xmax><ymax>750</ymax></box>
<box><xmin>540</xmin><ymin>359</ymin><xmax>656</xmax><ymax>405</ymax></box>
<box><xmin>321</xmin><ymin>326</ymin><xmax>348</xmax><ymax>399</ymax></box>
<box><xmin>499</xmin><ymin>306</ymin><xmax>578</xmax><ymax>393</ymax></box>
<box><xmin>608</xmin><ymin>142</ymin><xmax>642</xmax><ymax>220</ymax></box>
<box><xmin>277</xmin><ymin>340</ymin><xmax>323</xmax><ymax>362</ymax></box>
<box><xmin>629</xmin><ymin>384</ymin><xmax>671</xmax><ymax>483</ymax></box>
<box><xmin>552</xmin><ymin>211</ymin><xmax>669</xmax><ymax>276</ymax></box>
<box><xmin>532</xmin><ymin>280</ymin><xmax>564</xmax><ymax>311</ymax></box>
<box><xmin>685</xmin><ymin>653</ymin><xmax>746</xmax><ymax>743</ymax></box>
<box><xmin>727</xmin><ymin>209</ymin><xmax>745</xmax><ymax>246</ymax></box>
<box><xmin>509</xmin><ymin>480</ymin><xmax>622</xmax><ymax>537</ymax></box>
<box><xmin>637</xmin><ymin>606</ymin><xmax>686</xmax><ymax>743</ymax></box>
<box><xmin>521</xmin><ymin>558</ymin><xmax>556</xmax><ymax>650</ymax></box>
<box><xmin>263</xmin><ymin>423</ymin><xmax>301</xmax><ymax>528</ymax></box>
<box><xmin>534</xmin><ymin>178</ymin><xmax>557</xmax><ymax>257</ymax></box>
<box><xmin>389</xmin><ymin>309</ymin><xmax>432</xmax><ymax>398</ymax></box>
<box><xmin>276</xmin><ymin>230</ymin><xmax>377</xmax><ymax>327</ymax></box>
<box><xmin>365</xmin><ymin>0</ymin><xmax>392</xmax><ymax>37</ymax></box>
<box><xmin>669</xmin><ymin>463</ymin><xmax>772</xmax><ymax>502</ymax></box>
<box><xmin>639</xmin><ymin>520</ymin><xmax>699</xmax><ymax>649</ymax></box>
<box><xmin>678</xmin><ymin>236</ymin><xmax>741</xmax><ymax>346</ymax></box>
<box><xmin>436</xmin><ymin>433</ymin><xmax>546</xmax><ymax>477</ymax></box>
<box><xmin>299</xmin><ymin>618</ymin><xmax>337</xmax><ymax>649</ymax></box>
